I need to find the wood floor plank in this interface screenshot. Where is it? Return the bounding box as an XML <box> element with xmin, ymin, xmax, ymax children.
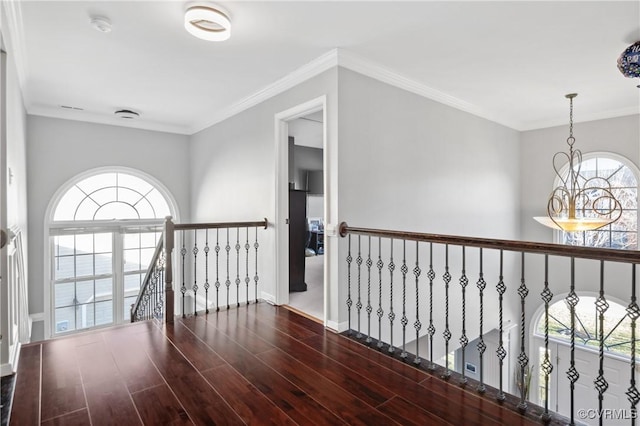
<box><xmin>75</xmin><ymin>340</ymin><xmax>141</xmax><ymax>426</ymax></box>
<box><xmin>40</xmin><ymin>339</ymin><xmax>86</xmax><ymax>421</ymax></box>
<box><xmin>377</xmin><ymin>396</ymin><xmax>454</xmax><ymax>426</ymax></box>
<box><xmin>131</xmin><ymin>384</ymin><xmax>193</xmax><ymax>425</ymax></box>
<box><xmin>180</xmin><ymin>316</ymin><xmax>345</xmax><ymax>425</ymax></box>
<box><xmin>201</xmin><ymin>364</ymin><xmax>297</xmax><ymax>426</ymax></box>
<box><xmin>10</xmin><ymin>343</ymin><xmax>41</xmax><ymax>425</ymax></box>
<box><xmin>203</xmin><ymin>309</ymin><xmax>275</xmax><ymax>354</ymax></box>
<box><xmin>40</xmin><ymin>408</ymin><xmax>91</xmax><ymax>426</ymax></box>
<box><xmin>163</xmin><ymin>319</ymin><xmax>228</xmax><ymax>371</ymax></box>
<box><xmin>139</xmin><ymin>325</ymin><xmax>245</xmax><ymax>426</ymax></box>
<box><xmin>256</xmin><ymin>347</ymin><xmax>400</xmax><ymax>426</ymax></box>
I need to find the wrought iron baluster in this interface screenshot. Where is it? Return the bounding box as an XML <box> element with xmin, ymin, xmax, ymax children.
<box><xmin>254</xmin><ymin>227</ymin><xmax>259</xmax><ymax>303</ymax></box>
<box><xmin>245</xmin><ymin>227</ymin><xmax>250</xmax><ymax>305</ymax></box>
<box><xmin>540</xmin><ymin>254</ymin><xmax>553</xmax><ymax>422</ymax></box>
<box><xmin>235</xmin><ymin>228</ymin><xmax>241</xmax><ymax>307</ymax></box>
<box><xmin>401</xmin><ymin>240</ymin><xmax>409</xmax><ymax>358</ymax></box>
<box><xmin>215</xmin><ymin>229</ymin><xmax>220</xmax><ymax>311</ymax></box>
<box><xmin>180</xmin><ymin>230</ymin><xmax>186</xmax><ymax>318</ymax></box>
<box><xmin>413</xmin><ymin>241</ymin><xmax>422</xmax><ymax>365</ymax></box>
<box><xmin>346</xmin><ymin>235</ymin><xmax>353</xmax><ymax>335</ymax></box>
<box><xmin>459</xmin><ymin>246</ymin><xmax>469</xmax><ymax>385</ymax></box>
<box><xmin>443</xmin><ymin>244</ymin><xmax>451</xmax><ymax>379</ymax></box>
<box><xmin>496</xmin><ymin>249</ymin><xmax>506</xmax><ymax>402</ymax></box>
<box><xmin>376</xmin><ymin>237</ymin><xmax>384</xmax><ymax>349</ymax></box>
<box><xmin>427</xmin><ymin>242</ymin><xmax>436</xmax><ymax>370</ymax></box>
<box><xmin>388</xmin><ymin>239</ymin><xmax>396</xmax><ymax>353</ymax></box>
<box><xmin>566</xmin><ymin>258</ymin><xmax>580</xmax><ymax>425</ymax></box>
<box><xmin>356</xmin><ymin>235</ymin><xmax>363</xmax><ymax>338</ymax></box>
<box><xmin>204</xmin><ymin>230</ymin><xmax>210</xmax><ymax>314</ymax></box>
<box><xmin>627</xmin><ymin>264</ymin><xmax>640</xmax><ymax>425</ymax></box>
<box><xmin>476</xmin><ymin>248</ymin><xmax>487</xmax><ymax>393</ymax></box>
<box><xmin>193</xmin><ymin>231</ymin><xmax>199</xmax><ymax>316</ymax></box>
<box><xmin>594</xmin><ymin>261</ymin><xmax>609</xmax><ymax>426</ymax></box>
<box><xmin>225</xmin><ymin>228</ymin><xmax>231</xmax><ymax>310</ymax></box>
<box><xmin>366</xmin><ymin>236</ymin><xmax>373</xmax><ymax>344</ymax></box>
<box><xmin>517</xmin><ymin>252</ymin><xmax>529</xmax><ymax>412</ymax></box>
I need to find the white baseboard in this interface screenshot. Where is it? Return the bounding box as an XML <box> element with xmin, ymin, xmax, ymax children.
<box><xmin>1</xmin><ymin>341</ymin><xmax>21</xmax><ymax>376</ymax></box>
<box><xmin>261</xmin><ymin>292</ymin><xmax>276</xmax><ymax>305</ymax></box>
<box><xmin>326</xmin><ymin>320</ymin><xmax>348</xmax><ymax>333</ymax></box>
<box><xmin>30</xmin><ymin>312</ymin><xmax>44</xmax><ymax>322</ymax></box>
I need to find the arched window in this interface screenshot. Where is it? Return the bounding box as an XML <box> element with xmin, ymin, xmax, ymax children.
<box><xmin>558</xmin><ymin>154</ymin><xmax>639</xmax><ymax>249</ymax></box>
<box><xmin>48</xmin><ymin>169</ymin><xmax>176</xmax><ymax>336</ymax></box>
<box><xmin>535</xmin><ymin>296</ymin><xmax>639</xmax><ymax>358</ymax></box>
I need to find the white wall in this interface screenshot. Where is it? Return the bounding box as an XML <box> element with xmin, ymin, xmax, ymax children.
<box><xmin>189</xmin><ymin>68</ymin><xmax>338</xmax><ymax>316</ymax></box>
<box><xmin>27</xmin><ymin>116</ymin><xmax>190</xmax><ymax>339</ymax></box>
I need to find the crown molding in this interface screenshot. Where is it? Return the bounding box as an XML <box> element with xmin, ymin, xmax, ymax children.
<box><xmin>1</xmin><ymin>0</ymin><xmax>30</xmax><ymax>106</ymax></box>
<box><xmin>335</xmin><ymin>49</ymin><xmax>523</xmax><ymax>131</ymax></box>
<box><xmin>520</xmin><ymin>106</ymin><xmax>640</xmax><ymax>131</ymax></box>
<box><xmin>190</xmin><ymin>48</ymin><xmax>339</xmax><ymax>134</ymax></box>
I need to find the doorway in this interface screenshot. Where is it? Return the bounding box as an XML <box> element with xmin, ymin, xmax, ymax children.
<box><xmin>287</xmin><ymin>111</ymin><xmax>325</xmax><ymax>321</ymax></box>
<box><xmin>274</xmin><ymin>96</ymin><xmax>328</xmax><ymax>324</ymax></box>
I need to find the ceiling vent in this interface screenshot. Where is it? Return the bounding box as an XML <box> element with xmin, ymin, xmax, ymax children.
<box><xmin>114</xmin><ymin>109</ymin><xmax>140</xmax><ymax>119</ymax></box>
<box><xmin>90</xmin><ymin>16</ymin><xmax>112</xmax><ymax>33</ymax></box>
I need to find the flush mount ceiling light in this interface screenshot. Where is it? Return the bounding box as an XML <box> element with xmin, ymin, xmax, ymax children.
<box><xmin>90</xmin><ymin>16</ymin><xmax>112</xmax><ymax>33</ymax></box>
<box><xmin>533</xmin><ymin>94</ymin><xmax>622</xmax><ymax>232</ymax></box>
<box><xmin>114</xmin><ymin>109</ymin><xmax>140</xmax><ymax>119</ymax></box>
<box><xmin>184</xmin><ymin>4</ymin><xmax>231</xmax><ymax>41</ymax></box>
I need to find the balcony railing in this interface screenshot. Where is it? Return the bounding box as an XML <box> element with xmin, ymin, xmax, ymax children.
<box><xmin>131</xmin><ymin>217</ymin><xmax>268</xmax><ymax>323</ymax></box>
<box><xmin>339</xmin><ymin>222</ymin><xmax>640</xmax><ymax>425</ymax></box>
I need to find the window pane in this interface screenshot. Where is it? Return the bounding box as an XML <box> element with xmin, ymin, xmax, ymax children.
<box><xmin>117</xmin><ymin>187</ymin><xmax>144</xmax><ymax>206</ymax></box>
<box><xmin>77</xmin><ymin>303</ymin><xmax>95</xmax><ymax>329</ymax></box>
<box><xmin>95</xmin><ymin>202</ymin><xmax>140</xmax><ymax>220</ymax></box>
<box><xmin>76</xmin><ymin>280</ymin><xmax>94</xmax><ymax>304</ymax></box>
<box><xmin>95</xmin><ymin>278</ymin><xmax>112</xmax><ymax>301</ymax></box>
<box><xmin>139</xmin><ymin>248</ymin><xmax>155</xmax><ymax>270</ymax></box>
<box><xmin>146</xmin><ymin>189</ymin><xmax>170</xmax><ymax>218</ymax></box>
<box><xmin>75</xmin><ymin>198</ymin><xmax>100</xmax><ymax>221</ymax></box>
<box><xmin>76</xmin><ymin>173</ymin><xmax>116</xmax><ymax>195</ymax></box>
<box><xmin>55</xmin><ymin>307</ymin><xmax>76</xmax><ymax>333</ymax></box>
<box><xmin>94</xmin><ymin>233</ymin><xmax>112</xmax><ymax>254</ymax></box>
<box><xmin>117</xmin><ymin>173</ymin><xmax>152</xmax><ymax>196</ymax></box>
<box><xmin>140</xmin><ymin>232</ymin><xmax>159</xmax><ymax>248</ymax></box>
<box><xmin>75</xmin><ymin>234</ymin><xmax>93</xmax><ymax>254</ymax></box>
<box><xmin>75</xmin><ymin>254</ymin><xmax>94</xmax><ymax>277</ymax></box>
<box><xmin>95</xmin><ymin>253</ymin><xmax>112</xmax><ymax>275</ymax></box>
<box><xmin>55</xmin><ymin>235</ymin><xmax>75</xmax><ymax>256</ymax></box>
<box><xmin>124</xmin><ymin>273</ymin><xmax>142</xmax><ymax>293</ymax></box>
<box><xmin>95</xmin><ymin>301</ymin><xmax>113</xmax><ymax>326</ymax></box>
<box><xmin>55</xmin><ymin>282</ymin><xmax>75</xmax><ymax>308</ymax></box>
<box><xmin>90</xmin><ymin>187</ymin><xmax>117</xmax><ymax>206</ymax></box>
<box><xmin>54</xmin><ymin>186</ymin><xmax>86</xmax><ymax>221</ymax></box>
<box><xmin>124</xmin><ymin>249</ymin><xmax>141</xmax><ymax>272</ymax></box>
<box><xmin>134</xmin><ymin>198</ymin><xmax>155</xmax><ymax>219</ymax></box>
<box><xmin>124</xmin><ymin>233</ymin><xmax>140</xmax><ymax>250</ymax></box>
<box><xmin>55</xmin><ymin>256</ymin><xmax>75</xmax><ymax>280</ymax></box>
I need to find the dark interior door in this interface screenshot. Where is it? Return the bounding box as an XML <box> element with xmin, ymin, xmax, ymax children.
<box><xmin>288</xmin><ymin>189</ymin><xmax>307</xmax><ymax>292</ymax></box>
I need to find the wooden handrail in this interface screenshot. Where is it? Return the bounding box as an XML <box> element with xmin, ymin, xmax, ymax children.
<box><xmin>174</xmin><ymin>218</ymin><xmax>268</xmax><ymax>231</ymax></box>
<box><xmin>338</xmin><ymin>222</ymin><xmax>640</xmax><ymax>264</ymax></box>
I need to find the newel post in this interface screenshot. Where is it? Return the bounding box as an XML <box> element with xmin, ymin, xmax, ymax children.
<box><xmin>164</xmin><ymin>216</ymin><xmax>175</xmax><ymax>323</ymax></box>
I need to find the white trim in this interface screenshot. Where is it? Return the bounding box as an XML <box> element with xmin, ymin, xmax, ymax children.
<box><xmin>0</xmin><ymin>341</ymin><xmax>20</xmax><ymax>376</ymax></box>
<box><xmin>521</xmin><ymin>108</ymin><xmax>640</xmax><ymax>132</ymax></box>
<box><xmin>0</xmin><ymin>0</ymin><xmax>29</xmax><ymax>106</ymax></box>
<box><xmin>326</xmin><ymin>320</ymin><xmax>348</xmax><ymax>333</ymax></box>
<box><xmin>275</xmin><ymin>96</ymin><xmax>335</xmax><ymax>327</ymax></box>
<box><xmin>29</xmin><ymin>312</ymin><xmax>44</xmax><ymax>322</ymax></box>
<box><xmin>261</xmin><ymin>291</ymin><xmax>276</xmax><ymax>305</ymax></box>
<box><xmin>192</xmin><ymin>50</ymin><xmax>338</xmax><ymax>134</ymax></box>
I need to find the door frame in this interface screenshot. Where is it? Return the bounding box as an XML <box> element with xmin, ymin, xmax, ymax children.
<box><xmin>274</xmin><ymin>95</ymin><xmax>331</xmax><ymax>324</ymax></box>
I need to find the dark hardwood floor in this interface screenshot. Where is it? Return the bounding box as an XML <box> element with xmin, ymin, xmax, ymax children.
<box><xmin>10</xmin><ymin>304</ymin><xmax>554</xmax><ymax>425</ymax></box>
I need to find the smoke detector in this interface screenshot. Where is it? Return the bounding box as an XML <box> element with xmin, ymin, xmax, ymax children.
<box><xmin>114</xmin><ymin>109</ymin><xmax>140</xmax><ymax>119</ymax></box>
<box><xmin>90</xmin><ymin>16</ymin><xmax>112</xmax><ymax>33</ymax></box>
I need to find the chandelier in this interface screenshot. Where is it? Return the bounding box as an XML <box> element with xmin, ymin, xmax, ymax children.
<box><xmin>533</xmin><ymin>94</ymin><xmax>622</xmax><ymax>232</ymax></box>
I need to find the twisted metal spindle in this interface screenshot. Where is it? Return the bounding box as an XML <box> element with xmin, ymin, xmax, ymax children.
<box><xmin>235</xmin><ymin>228</ymin><xmax>241</xmax><ymax>307</ymax></box>
<box><xmin>413</xmin><ymin>241</ymin><xmax>422</xmax><ymax>365</ymax></box>
<box><xmin>540</xmin><ymin>255</ymin><xmax>553</xmax><ymax>422</ymax></box>
<box><xmin>443</xmin><ymin>244</ymin><xmax>451</xmax><ymax>379</ymax></box>
<box><xmin>356</xmin><ymin>235</ymin><xmax>363</xmax><ymax>338</ymax></box>
<box><xmin>427</xmin><ymin>242</ymin><xmax>436</xmax><ymax>370</ymax></box>
<box><xmin>476</xmin><ymin>248</ymin><xmax>487</xmax><ymax>393</ymax></box>
<box><xmin>366</xmin><ymin>236</ymin><xmax>373</xmax><ymax>344</ymax></box>
<box><xmin>204</xmin><ymin>230</ymin><xmax>210</xmax><ymax>314</ymax></box>
<box><xmin>215</xmin><ymin>229</ymin><xmax>220</xmax><ymax>311</ymax></box>
<box><xmin>517</xmin><ymin>252</ymin><xmax>529</xmax><ymax>412</ymax></box>
<box><xmin>180</xmin><ymin>230</ymin><xmax>187</xmax><ymax>318</ymax></box>
<box><xmin>245</xmin><ymin>227</ymin><xmax>250</xmax><ymax>305</ymax></box>
<box><xmin>193</xmin><ymin>231</ymin><xmax>199</xmax><ymax>316</ymax></box>
<box><xmin>346</xmin><ymin>235</ymin><xmax>353</xmax><ymax>335</ymax></box>
<box><xmin>566</xmin><ymin>258</ymin><xmax>580</xmax><ymax>425</ymax></box>
<box><xmin>496</xmin><ymin>250</ymin><xmax>506</xmax><ymax>402</ymax></box>
<box><xmin>627</xmin><ymin>264</ymin><xmax>640</xmax><ymax>425</ymax></box>
<box><xmin>594</xmin><ymin>261</ymin><xmax>609</xmax><ymax>426</ymax></box>
<box><xmin>225</xmin><ymin>229</ymin><xmax>231</xmax><ymax>310</ymax></box>
<box><xmin>254</xmin><ymin>227</ymin><xmax>259</xmax><ymax>303</ymax></box>
<box><xmin>376</xmin><ymin>237</ymin><xmax>384</xmax><ymax>348</ymax></box>
<box><xmin>459</xmin><ymin>246</ymin><xmax>469</xmax><ymax>385</ymax></box>
<box><xmin>388</xmin><ymin>239</ymin><xmax>396</xmax><ymax>353</ymax></box>
<box><xmin>401</xmin><ymin>240</ymin><xmax>409</xmax><ymax>359</ymax></box>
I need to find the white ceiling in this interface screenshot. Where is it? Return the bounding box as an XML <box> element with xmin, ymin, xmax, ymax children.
<box><xmin>4</xmin><ymin>1</ymin><xmax>640</xmax><ymax>135</ymax></box>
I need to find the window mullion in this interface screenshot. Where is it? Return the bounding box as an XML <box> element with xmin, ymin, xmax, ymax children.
<box><xmin>113</xmin><ymin>231</ymin><xmax>124</xmax><ymax>324</ymax></box>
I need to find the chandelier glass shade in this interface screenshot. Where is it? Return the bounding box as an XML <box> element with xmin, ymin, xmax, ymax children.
<box><xmin>533</xmin><ymin>94</ymin><xmax>622</xmax><ymax>232</ymax></box>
